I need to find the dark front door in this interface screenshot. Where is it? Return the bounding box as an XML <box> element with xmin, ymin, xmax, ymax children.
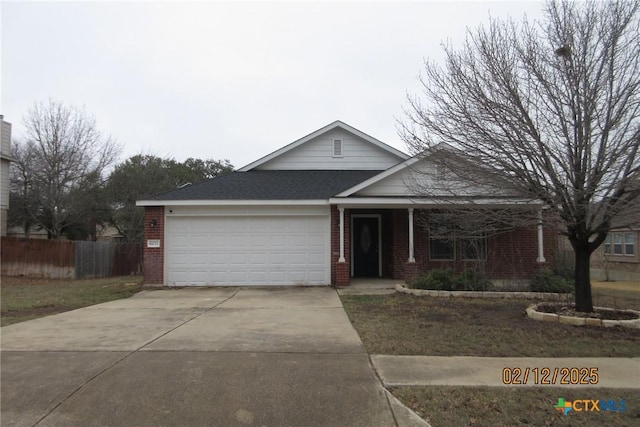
<box><xmin>353</xmin><ymin>217</ymin><xmax>380</xmax><ymax>277</ymax></box>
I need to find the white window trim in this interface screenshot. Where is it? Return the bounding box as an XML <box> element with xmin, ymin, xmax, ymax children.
<box><xmin>428</xmin><ymin>216</ymin><xmax>490</xmax><ymax>261</ymax></box>
<box><xmin>605</xmin><ymin>231</ymin><xmax>635</xmax><ymax>257</ymax></box>
<box><xmin>332</xmin><ymin>139</ymin><xmax>343</xmax><ymax>158</ymax></box>
<box><xmin>428</xmin><ymin>222</ymin><xmax>456</xmax><ymax>261</ymax></box>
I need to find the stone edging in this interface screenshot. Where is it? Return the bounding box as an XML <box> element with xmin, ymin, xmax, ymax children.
<box><xmin>526</xmin><ymin>303</ymin><xmax>640</xmax><ymax>329</ymax></box>
<box><xmin>395</xmin><ymin>284</ymin><xmax>570</xmax><ymax>301</ymax></box>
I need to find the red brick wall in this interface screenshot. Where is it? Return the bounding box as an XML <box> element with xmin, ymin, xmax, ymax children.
<box><xmin>390</xmin><ymin>209</ymin><xmax>556</xmax><ymax>281</ymax></box>
<box><xmin>143</xmin><ymin>206</ymin><xmax>165</xmax><ymax>284</ymax></box>
<box><xmin>392</xmin><ymin>209</ymin><xmax>410</xmax><ymax>278</ymax></box>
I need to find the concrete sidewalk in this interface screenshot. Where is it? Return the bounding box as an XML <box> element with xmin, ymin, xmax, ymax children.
<box><xmin>1</xmin><ymin>287</ymin><xmax>427</xmax><ymax>427</ymax></box>
<box><xmin>372</xmin><ymin>355</ymin><xmax>640</xmax><ymax>388</ymax></box>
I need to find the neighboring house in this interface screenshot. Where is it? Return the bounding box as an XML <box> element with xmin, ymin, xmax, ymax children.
<box><xmin>96</xmin><ymin>224</ymin><xmax>124</xmax><ymax>242</ymax></box>
<box><xmin>137</xmin><ymin>121</ymin><xmax>554</xmax><ymax>287</ymax></box>
<box><xmin>0</xmin><ymin>115</ymin><xmax>13</xmax><ymax>237</ymax></box>
<box><xmin>6</xmin><ymin>226</ymin><xmax>49</xmax><ymax>239</ymax></box>
<box><xmin>591</xmin><ymin>228</ymin><xmax>640</xmax><ymax>281</ymax></box>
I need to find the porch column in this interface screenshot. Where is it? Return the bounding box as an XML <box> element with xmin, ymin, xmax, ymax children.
<box><xmin>536</xmin><ymin>209</ymin><xmax>546</xmax><ymax>263</ymax></box>
<box><xmin>408</xmin><ymin>208</ymin><xmax>416</xmax><ymax>263</ymax></box>
<box><xmin>339</xmin><ymin>207</ymin><xmax>345</xmax><ymax>262</ymax></box>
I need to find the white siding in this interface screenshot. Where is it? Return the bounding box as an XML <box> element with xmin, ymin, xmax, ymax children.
<box><xmin>256</xmin><ymin>129</ymin><xmax>402</xmax><ymax>170</ymax></box>
<box><xmin>0</xmin><ymin>119</ymin><xmax>10</xmax><ymax>157</ymax></box>
<box><xmin>356</xmin><ymin>160</ymin><xmax>502</xmax><ymax>197</ymax></box>
<box><xmin>356</xmin><ymin>163</ymin><xmax>435</xmax><ymax>196</ymax></box>
<box><xmin>0</xmin><ymin>159</ymin><xmax>9</xmax><ymax>209</ymax></box>
<box><xmin>166</xmin><ymin>205</ymin><xmax>329</xmax><ymax>217</ymax></box>
<box><xmin>0</xmin><ymin>118</ymin><xmax>11</xmax><ymax>212</ymax></box>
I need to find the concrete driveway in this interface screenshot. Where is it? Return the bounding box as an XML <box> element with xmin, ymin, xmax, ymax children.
<box><xmin>1</xmin><ymin>287</ymin><xmax>402</xmax><ymax>426</ymax></box>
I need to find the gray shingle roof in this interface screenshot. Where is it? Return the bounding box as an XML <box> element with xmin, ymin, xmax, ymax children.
<box><xmin>144</xmin><ymin>170</ymin><xmax>383</xmax><ymax>201</ymax></box>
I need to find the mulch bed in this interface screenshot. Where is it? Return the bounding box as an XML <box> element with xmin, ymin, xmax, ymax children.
<box><xmin>536</xmin><ymin>303</ymin><xmax>639</xmax><ymax>320</ymax></box>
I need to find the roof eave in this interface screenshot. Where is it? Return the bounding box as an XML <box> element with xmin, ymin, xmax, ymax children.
<box><xmin>329</xmin><ymin>197</ymin><xmax>544</xmax><ymax>208</ymax></box>
<box><xmin>136</xmin><ymin>199</ymin><xmax>330</xmax><ymax>207</ymax></box>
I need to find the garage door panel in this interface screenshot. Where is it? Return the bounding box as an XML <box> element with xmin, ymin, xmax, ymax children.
<box><xmin>209</xmin><ymin>253</ymin><xmax>228</xmax><ymax>265</ymax></box>
<box><xmin>250</xmin><ymin>253</ymin><xmax>267</xmax><ymax>264</ymax></box>
<box><xmin>166</xmin><ymin>215</ymin><xmax>328</xmax><ymax>286</ymax></box>
<box><xmin>288</xmin><ymin>235</ymin><xmax>306</xmax><ymax>247</ymax></box>
<box><xmin>289</xmin><ymin>253</ymin><xmax>307</xmax><ymax>265</ymax></box>
<box><xmin>269</xmin><ymin>235</ymin><xmax>286</xmax><ymax>247</ymax></box>
<box><xmin>269</xmin><ymin>253</ymin><xmax>286</xmax><ymax>264</ymax></box>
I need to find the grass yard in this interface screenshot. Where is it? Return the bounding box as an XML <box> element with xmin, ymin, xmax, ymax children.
<box><xmin>592</xmin><ymin>281</ymin><xmax>640</xmax><ymax>309</ymax></box>
<box><xmin>1</xmin><ymin>275</ymin><xmax>143</xmax><ymax>326</ymax></box>
<box><xmin>391</xmin><ymin>386</ymin><xmax>640</xmax><ymax>427</ymax></box>
<box><xmin>341</xmin><ymin>292</ymin><xmax>639</xmax><ymax>357</ymax></box>
<box><xmin>342</xmin><ymin>284</ymin><xmax>640</xmax><ymax>426</ymax></box>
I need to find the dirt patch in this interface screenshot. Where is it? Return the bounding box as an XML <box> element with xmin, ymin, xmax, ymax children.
<box><xmin>2</xmin><ymin>304</ymin><xmax>75</xmax><ymax>318</ymax></box>
<box><xmin>0</xmin><ymin>276</ymin><xmax>67</xmax><ymax>287</ymax></box>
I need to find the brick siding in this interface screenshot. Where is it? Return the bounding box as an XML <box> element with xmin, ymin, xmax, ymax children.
<box><xmin>143</xmin><ymin>206</ymin><xmax>165</xmax><ymax>284</ymax></box>
<box><xmin>360</xmin><ymin>208</ymin><xmax>555</xmax><ymax>283</ymax></box>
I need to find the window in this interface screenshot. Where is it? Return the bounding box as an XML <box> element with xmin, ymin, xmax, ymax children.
<box><xmin>614</xmin><ymin>233</ymin><xmax>623</xmax><ymax>255</ymax></box>
<box><xmin>604</xmin><ymin>234</ymin><xmax>611</xmax><ymax>254</ymax></box>
<box><xmin>458</xmin><ymin>220</ymin><xmax>487</xmax><ymax>260</ymax></box>
<box><xmin>332</xmin><ymin>139</ymin><xmax>343</xmax><ymax>157</ymax></box>
<box><xmin>605</xmin><ymin>231</ymin><xmax>635</xmax><ymax>257</ymax></box>
<box><xmin>625</xmin><ymin>232</ymin><xmax>635</xmax><ymax>256</ymax></box>
<box><xmin>429</xmin><ymin>216</ymin><xmax>488</xmax><ymax>261</ymax></box>
<box><xmin>460</xmin><ymin>236</ymin><xmax>487</xmax><ymax>260</ymax></box>
<box><xmin>429</xmin><ymin>219</ymin><xmax>455</xmax><ymax>260</ymax></box>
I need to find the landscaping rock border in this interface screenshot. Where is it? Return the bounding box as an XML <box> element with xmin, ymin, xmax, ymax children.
<box><xmin>526</xmin><ymin>303</ymin><xmax>640</xmax><ymax>329</ymax></box>
<box><xmin>395</xmin><ymin>284</ymin><xmax>571</xmax><ymax>301</ymax></box>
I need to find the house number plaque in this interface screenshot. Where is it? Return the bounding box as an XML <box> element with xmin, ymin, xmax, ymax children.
<box><xmin>147</xmin><ymin>239</ymin><xmax>161</xmax><ymax>248</ymax></box>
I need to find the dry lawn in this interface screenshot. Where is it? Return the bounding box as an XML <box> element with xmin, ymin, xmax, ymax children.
<box><xmin>1</xmin><ymin>275</ymin><xmax>143</xmax><ymax>326</ymax></box>
<box><xmin>392</xmin><ymin>386</ymin><xmax>640</xmax><ymax>427</ymax></box>
<box><xmin>341</xmin><ymin>291</ymin><xmax>639</xmax><ymax>357</ymax></box>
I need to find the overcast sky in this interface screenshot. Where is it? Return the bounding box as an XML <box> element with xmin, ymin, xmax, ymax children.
<box><xmin>2</xmin><ymin>0</ymin><xmax>544</xmax><ymax>169</ymax></box>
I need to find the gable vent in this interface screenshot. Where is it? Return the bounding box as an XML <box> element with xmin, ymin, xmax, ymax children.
<box><xmin>332</xmin><ymin>139</ymin><xmax>343</xmax><ymax>157</ymax></box>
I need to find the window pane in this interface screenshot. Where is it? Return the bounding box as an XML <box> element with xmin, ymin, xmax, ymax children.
<box><xmin>614</xmin><ymin>234</ymin><xmax>623</xmax><ymax>255</ymax></box>
<box><xmin>429</xmin><ymin>217</ymin><xmax>455</xmax><ymax>260</ymax></box>
<box><xmin>430</xmin><ymin>238</ymin><xmax>454</xmax><ymax>260</ymax></box>
<box><xmin>461</xmin><ymin>237</ymin><xmax>487</xmax><ymax>260</ymax></box>
<box><xmin>625</xmin><ymin>233</ymin><xmax>635</xmax><ymax>255</ymax></box>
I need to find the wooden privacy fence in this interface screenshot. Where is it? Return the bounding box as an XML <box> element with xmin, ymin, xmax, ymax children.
<box><xmin>1</xmin><ymin>237</ymin><xmax>142</xmax><ymax>279</ymax></box>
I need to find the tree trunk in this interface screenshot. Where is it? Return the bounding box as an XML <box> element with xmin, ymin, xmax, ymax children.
<box><xmin>574</xmin><ymin>244</ymin><xmax>594</xmax><ymax>312</ymax></box>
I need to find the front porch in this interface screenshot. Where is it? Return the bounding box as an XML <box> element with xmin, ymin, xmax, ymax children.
<box><xmin>330</xmin><ymin>206</ymin><xmax>553</xmax><ymax>287</ymax></box>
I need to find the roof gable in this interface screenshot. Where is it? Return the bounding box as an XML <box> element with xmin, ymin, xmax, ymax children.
<box><xmin>337</xmin><ymin>144</ymin><xmax>521</xmax><ymax>198</ymax></box>
<box><xmin>239</xmin><ymin>121</ymin><xmax>408</xmax><ymax>171</ymax></box>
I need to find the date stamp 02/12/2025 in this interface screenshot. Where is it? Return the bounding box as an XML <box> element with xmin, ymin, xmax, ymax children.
<box><xmin>502</xmin><ymin>367</ymin><xmax>599</xmax><ymax>385</ymax></box>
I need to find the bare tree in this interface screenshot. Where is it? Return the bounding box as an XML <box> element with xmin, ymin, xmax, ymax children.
<box><xmin>400</xmin><ymin>0</ymin><xmax>640</xmax><ymax>312</ymax></box>
<box><xmin>10</xmin><ymin>100</ymin><xmax>121</xmax><ymax>239</ymax></box>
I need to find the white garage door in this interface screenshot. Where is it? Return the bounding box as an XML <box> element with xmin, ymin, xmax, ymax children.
<box><xmin>165</xmin><ymin>215</ymin><xmax>329</xmax><ymax>286</ymax></box>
